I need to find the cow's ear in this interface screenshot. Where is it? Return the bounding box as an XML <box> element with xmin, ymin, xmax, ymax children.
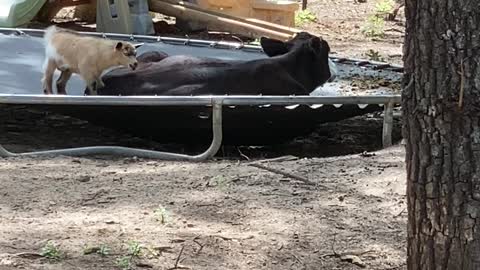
<box><xmin>309</xmin><ymin>36</ymin><xmax>330</xmax><ymax>54</ymax></box>
<box><xmin>309</xmin><ymin>37</ymin><xmax>322</xmax><ymax>51</ymax></box>
<box><xmin>260</xmin><ymin>37</ymin><xmax>289</xmax><ymax>57</ymax></box>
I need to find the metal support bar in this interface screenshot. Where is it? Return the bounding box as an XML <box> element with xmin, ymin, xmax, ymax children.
<box><xmin>382</xmin><ymin>101</ymin><xmax>394</xmax><ymax>148</ymax></box>
<box><xmin>0</xmin><ymin>102</ymin><xmax>223</xmax><ymax>161</ymax></box>
<box><xmin>0</xmin><ymin>94</ymin><xmax>402</xmax><ymax>106</ymax></box>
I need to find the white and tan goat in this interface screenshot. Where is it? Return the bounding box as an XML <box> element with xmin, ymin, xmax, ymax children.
<box><xmin>41</xmin><ymin>26</ymin><xmax>142</xmax><ymax>95</ymax></box>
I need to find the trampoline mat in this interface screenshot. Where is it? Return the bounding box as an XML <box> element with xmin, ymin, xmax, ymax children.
<box><xmin>0</xmin><ymin>32</ymin><xmax>402</xmax><ymax>96</ymax></box>
<box><xmin>17</xmin><ymin>103</ymin><xmax>382</xmax><ymax>145</ymax></box>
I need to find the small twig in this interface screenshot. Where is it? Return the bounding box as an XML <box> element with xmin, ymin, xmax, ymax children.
<box><xmin>212</xmin><ymin>235</ymin><xmax>254</xmax><ymax>241</ymax></box>
<box><xmin>0</xmin><ymin>244</ymin><xmax>23</xmax><ymax>250</ymax></box>
<box><xmin>151</xmin><ymin>246</ymin><xmax>174</xmax><ymax>255</ymax></box>
<box><xmin>167</xmin><ymin>245</ymin><xmax>186</xmax><ymax>270</ymax></box>
<box><xmin>384</xmin><ymin>28</ymin><xmax>404</xmax><ymax>33</ymax></box>
<box><xmin>82</xmin><ymin>189</ymin><xmax>107</xmax><ymax>204</ymax></box>
<box><xmin>13</xmin><ymin>252</ymin><xmax>43</xmax><ymax>259</ymax></box>
<box><xmin>321</xmin><ymin>234</ymin><xmax>375</xmax><ymax>258</ymax></box>
<box><xmin>249</xmin><ymin>163</ymin><xmax>317</xmax><ymax>186</ymax></box>
<box><xmin>196</xmin><ymin>203</ymin><xmax>217</xmax><ymax>207</ymax></box>
<box><xmin>332</xmin><ymin>233</ymin><xmax>338</xmax><ymax>256</ymax></box>
<box><xmin>136</xmin><ymin>262</ymin><xmax>154</xmax><ymax>268</ymax></box>
<box><xmin>252</xmin><ymin>155</ymin><xmax>299</xmax><ymax>163</ymax></box>
<box><xmin>237</xmin><ymin>148</ymin><xmax>250</xmax><ymax>161</ymax></box>
<box><xmin>384</xmin><ymin>263</ymin><xmax>407</xmax><ymax>270</ymax></box>
<box><xmin>174</xmin><ymin>245</ymin><xmax>185</xmax><ymax>267</ymax></box>
<box><xmin>394</xmin><ymin>208</ymin><xmax>406</xmax><ymax>217</ymax></box>
<box><xmin>292</xmin><ymin>253</ymin><xmax>303</xmax><ymax>264</ymax></box>
<box><xmin>259</xmin><ymin>192</ymin><xmax>293</xmax><ymax>197</ymax></box>
<box><xmin>192</xmin><ymin>239</ymin><xmax>204</xmax><ymax>255</ymax></box>
<box><xmin>321</xmin><ymin>249</ymin><xmax>376</xmax><ymax>258</ymax></box>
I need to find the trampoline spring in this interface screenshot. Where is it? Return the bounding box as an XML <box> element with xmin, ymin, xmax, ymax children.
<box><xmin>230</xmin><ymin>35</ymin><xmax>245</xmax><ymax>49</ymax></box>
<box><xmin>184</xmin><ymin>34</ymin><xmax>191</xmax><ymax>45</ymax></box>
<box><xmin>14</xmin><ymin>29</ymin><xmax>26</xmax><ymax>36</ymax></box>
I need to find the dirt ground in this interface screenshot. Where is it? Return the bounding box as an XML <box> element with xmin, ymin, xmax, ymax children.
<box><xmin>0</xmin><ymin>105</ymin><xmax>406</xmax><ymax>270</ymax></box>
<box><xmin>0</xmin><ymin>1</ymin><xmax>408</xmax><ymax>269</ymax></box>
<box><xmin>300</xmin><ymin>0</ymin><xmax>405</xmax><ymax>64</ymax></box>
<box><xmin>0</xmin><ymin>145</ymin><xmax>407</xmax><ymax>270</ymax></box>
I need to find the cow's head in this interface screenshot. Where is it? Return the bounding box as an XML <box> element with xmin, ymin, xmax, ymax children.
<box><xmin>260</xmin><ymin>32</ymin><xmax>337</xmax><ymax>88</ymax></box>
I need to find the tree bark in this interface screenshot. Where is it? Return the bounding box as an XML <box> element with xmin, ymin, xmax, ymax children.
<box><xmin>403</xmin><ymin>0</ymin><xmax>480</xmax><ymax>269</ymax></box>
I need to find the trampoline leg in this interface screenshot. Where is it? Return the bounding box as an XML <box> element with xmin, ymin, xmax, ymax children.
<box><xmin>382</xmin><ymin>101</ymin><xmax>394</xmax><ymax>148</ymax></box>
<box><xmin>0</xmin><ymin>101</ymin><xmax>224</xmax><ymax>161</ymax></box>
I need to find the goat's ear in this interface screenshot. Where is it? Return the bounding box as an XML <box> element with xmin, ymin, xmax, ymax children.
<box><xmin>260</xmin><ymin>37</ymin><xmax>288</xmax><ymax>57</ymax></box>
<box><xmin>134</xmin><ymin>43</ymin><xmax>144</xmax><ymax>49</ymax></box>
<box><xmin>115</xmin><ymin>42</ymin><xmax>123</xmax><ymax>50</ymax></box>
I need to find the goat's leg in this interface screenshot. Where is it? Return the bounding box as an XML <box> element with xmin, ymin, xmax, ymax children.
<box><xmin>41</xmin><ymin>59</ymin><xmax>56</xmax><ymax>95</ymax></box>
<box><xmin>79</xmin><ymin>64</ymin><xmax>99</xmax><ymax>96</ymax></box>
<box><xmin>84</xmin><ymin>82</ymin><xmax>97</xmax><ymax>96</ymax></box>
<box><xmin>95</xmin><ymin>77</ymin><xmax>105</xmax><ymax>89</ymax></box>
<box><xmin>56</xmin><ymin>69</ymin><xmax>72</xmax><ymax>95</ymax></box>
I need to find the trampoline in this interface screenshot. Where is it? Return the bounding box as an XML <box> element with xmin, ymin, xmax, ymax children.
<box><xmin>0</xmin><ymin>28</ymin><xmax>402</xmax><ymax>160</ymax></box>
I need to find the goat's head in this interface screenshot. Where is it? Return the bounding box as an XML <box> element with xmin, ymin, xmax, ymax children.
<box><xmin>113</xmin><ymin>42</ymin><xmax>143</xmax><ymax>70</ymax></box>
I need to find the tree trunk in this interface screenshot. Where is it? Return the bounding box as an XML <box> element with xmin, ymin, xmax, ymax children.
<box><xmin>403</xmin><ymin>0</ymin><xmax>480</xmax><ymax>269</ymax></box>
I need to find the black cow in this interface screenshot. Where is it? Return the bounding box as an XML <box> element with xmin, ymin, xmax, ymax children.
<box><xmin>90</xmin><ymin>32</ymin><xmax>337</xmax><ymax>96</ymax></box>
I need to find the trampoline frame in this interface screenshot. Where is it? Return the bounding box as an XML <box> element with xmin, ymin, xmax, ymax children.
<box><xmin>0</xmin><ymin>27</ymin><xmax>403</xmax><ymax>160</ymax></box>
<box><xmin>0</xmin><ymin>94</ymin><xmax>401</xmax><ymax>160</ymax></box>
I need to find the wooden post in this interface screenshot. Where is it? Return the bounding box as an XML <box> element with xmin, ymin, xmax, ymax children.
<box><xmin>382</xmin><ymin>101</ymin><xmax>394</xmax><ymax>148</ymax></box>
<box><xmin>302</xmin><ymin>0</ymin><xmax>307</xmax><ymax>10</ymax></box>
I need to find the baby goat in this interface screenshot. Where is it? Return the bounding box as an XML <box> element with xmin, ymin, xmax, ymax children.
<box><xmin>41</xmin><ymin>26</ymin><xmax>142</xmax><ymax>95</ymax></box>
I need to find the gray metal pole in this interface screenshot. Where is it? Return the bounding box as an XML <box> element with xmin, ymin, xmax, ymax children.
<box><xmin>0</xmin><ymin>102</ymin><xmax>223</xmax><ymax>161</ymax></box>
<box><xmin>382</xmin><ymin>101</ymin><xmax>394</xmax><ymax>148</ymax></box>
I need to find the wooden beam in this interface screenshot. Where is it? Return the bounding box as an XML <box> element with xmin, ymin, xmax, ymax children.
<box><xmin>158</xmin><ymin>0</ymin><xmax>300</xmax><ymax>36</ymax></box>
<box><xmin>149</xmin><ymin>0</ymin><xmax>294</xmax><ymax>40</ymax></box>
